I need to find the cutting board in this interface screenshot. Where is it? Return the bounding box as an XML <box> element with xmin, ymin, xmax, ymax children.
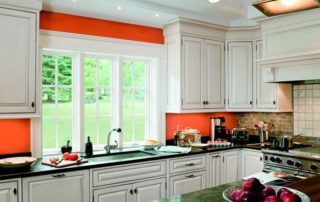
<box><xmin>42</xmin><ymin>159</ymin><xmax>88</xmax><ymax>168</ymax></box>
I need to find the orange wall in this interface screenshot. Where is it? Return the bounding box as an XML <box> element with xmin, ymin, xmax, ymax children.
<box><xmin>0</xmin><ymin>119</ymin><xmax>30</xmax><ymax>154</ymax></box>
<box><xmin>166</xmin><ymin>113</ymin><xmax>238</xmax><ymax>140</ymax></box>
<box><xmin>40</xmin><ymin>11</ymin><xmax>164</xmax><ymax>44</ymax></box>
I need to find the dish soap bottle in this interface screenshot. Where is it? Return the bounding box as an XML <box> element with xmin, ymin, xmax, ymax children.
<box><xmin>85</xmin><ymin>136</ymin><xmax>93</xmax><ymax>157</ymax></box>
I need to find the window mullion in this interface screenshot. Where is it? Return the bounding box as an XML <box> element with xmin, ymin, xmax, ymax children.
<box><xmin>54</xmin><ymin>56</ymin><xmax>59</xmax><ymax>150</ymax></box>
<box><xmin>96</xmin><ymin>59</ymin><xmax>100</xmax><ymax>145</ymax></box>
<box><xmin>131</xmin><ymin>63</ymin><xmax>135</xmax><ymax>145</ymax></box>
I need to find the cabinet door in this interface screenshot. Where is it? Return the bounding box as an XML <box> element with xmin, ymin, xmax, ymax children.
<box><xmin>22</xmin><ymin>170</ymin><xmax>89</xmax><ymax>202</ymax></box>
<box><xmin>204</xmin><ymin>40</ymin><xmax>225</xmax><ymax>109</ymax></box>
<box><xmin>181</xmin><ymin>36</ymin><xmax>205</xmax><ymax>109</ymax></box>
<box><xmin>0</xmin><ymin>181</ymin><xmax>17</xmax><ymax>202</ymax></box>
<box><xmin>256</xmin><ymin>63</ymin><xmax>277</xmax><ymax>109</ymax></box>
<box><xmin>0</xmin><ymin>8</ymin><xmax>36</xmax><ymax>113</ymax></box>
<box><xmin>134</xmin><ymin>178</ymin><xmax>166</xmax><ymax>202</ymax></box>
<box><xmin>169</xmin><ymin>171</ymin><xmax>206</xmax><ymax>196</ymax></box>
<box><xmin>242</xmin><ymin>150</ymin><xmax>263</xmax><ymax>178</ymax></box>
<box><xmin>221</xmin><ymin>151</ymin><xmax>240</xmax><ymax>184</ymax></box>
<box><xmin>227</xmin><ymin>42</ymin><xmax>253</xmax><ymax>109</ymax></box>
<box><xmin>93</xmin><ymin>184</ymin><xmax>133</xmax><ymax>202</ymax></box>
<box><xmin>209</xmin><ymin>154</ymin><xmax>222</xmax><ymax>187</ymax></box>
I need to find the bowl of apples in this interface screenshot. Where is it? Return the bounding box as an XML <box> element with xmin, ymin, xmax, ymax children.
<box><xmin>223</xmin><ymin>178</ymin><xmax>310</xmax><ymax>202</ymax></box>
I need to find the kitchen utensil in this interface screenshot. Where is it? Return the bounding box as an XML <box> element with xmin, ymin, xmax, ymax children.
<box><xmin>0</xmin><ymin>157</ymin><xmax>37</xmax><ymax>169</ymax></box>
<box><xmin>61</xmin><ymin>140</ymin><xmax>72</xmax><ymax>154</ymax></box>
<box><xmin>223</xmin><ymin>185</ymin><xmax>310</xmax><ymax>202</ymax></box>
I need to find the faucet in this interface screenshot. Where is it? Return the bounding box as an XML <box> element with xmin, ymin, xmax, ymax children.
<box><xmin>104</xmin><ymin>128</ymin><xmax>122</xmax><ymax>154</ymax></box>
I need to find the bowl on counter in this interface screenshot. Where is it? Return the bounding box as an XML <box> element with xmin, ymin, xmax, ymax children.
<box><xmin>190</xmin><ymin>143</ymin><xmax>209</xmax><ymax>149</ymax></box>
<box><xmin>0</xmin><ymin>157</ymin><xmax>37</xmax><ymax>169</ymax></box>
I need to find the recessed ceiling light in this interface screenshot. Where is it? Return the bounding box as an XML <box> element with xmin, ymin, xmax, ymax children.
<box><xmin>117</xmin><ymin>6</ymin><xmax>122</xmax><ymax>10</ymax></box>
<box><xmin>280</xmin><ymin>0</ymin><xmax>296</xmax><ymax>6</ymax></box>
<box><xmin>208</xmin><ymin>0</ymin><xmax>221</xmax><ymax>3</ymax></box>
<box><xmin>155</xmin><ymin>13</ymin><xmax>160</xmax><ymax>18</ymax></box>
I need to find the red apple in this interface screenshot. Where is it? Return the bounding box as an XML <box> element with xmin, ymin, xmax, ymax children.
<box><xmin>231</xmin><ymin>188</ymin><xmax>243</xmax><ymax>202</ymax></box>
<box><xmin>279</xmin><ymin>191</ymin><xmax>301</xmax><ymax>202</ymax></box>
<box><xmin>242</xmin><ymin>178</ymin><xmax>262</xmax><ymax>194</ymax></box>
<box><xmin>264</xmin><ymin>195</ymin><xmax>280</xmax><ymax>202</ymax></box>
<box><xmin>69</xmin><ymin>153</ymin><xmax>78</xmax><ymax>161</ymax></box>
<box><xmin>260</xmin><ymin>187</ymin><xmax>276</xmax><ymax>200</ymax></box>
<box><xmin>239</xmin><ymin>190</ymin><xmax>258</xmax><ymax>202</ymax></box>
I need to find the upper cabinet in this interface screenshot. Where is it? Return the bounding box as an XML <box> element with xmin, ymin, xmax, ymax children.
<box><xmin>165</xmin><ymin>19</ymin><xmax>227</xmax><ymax>113</ymax></box>
<box><xmin>0</xmin><ymin>0</ymin><xmax>41</xmax><ymax>116</ymax></box>
<box><xmin>227</xmin><ymin>41</ymin><xmax>253</xmax><ymax>110</ymax></box>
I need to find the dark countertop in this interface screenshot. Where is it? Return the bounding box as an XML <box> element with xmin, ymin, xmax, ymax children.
<box><xmin>0</xmin><ymin>144</ymin><xmax>262</xmax><ymax>180</ymax></box>
<box><xmin>154</xmin><ymin>175</ymin><xmax>320</xmax><ymax>202</ymax></box>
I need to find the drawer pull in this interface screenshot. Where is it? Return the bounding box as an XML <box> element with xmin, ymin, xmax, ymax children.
<box><xmin>52</xmin><ymin>174</ymin><xmax>66</xmax><ymax>178</ymax></box>
<box><xmin>130</xmin><ymin>189</ymin><xmax>134</xmax><ymax>195</ymax></box>
<box><xmin>185</xmin><ymin>163</ymin><xmax>196</xmax><ymax>166</ymax></box>
<box><xmin>212</xmin><ymin>155</ymin><xmax>220</xmax><ymax>158</ymax></box>
<box><xmin>185</xmin><ymin>174</ymin><xmax>195</xmax><ymax>178</ymax></box>
<box><xmin>13</xmin><ymin>188</ymin><xmax>17</xmax><ymax>195</ymax></box>
<box><xmin>134</xmin><ymin>188</ymin><xmax>138</xmax><ymax>194</ymax></box>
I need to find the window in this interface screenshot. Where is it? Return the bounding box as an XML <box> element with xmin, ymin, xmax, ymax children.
<box><xmin>41</xmin><ymin>50</ymin><xmax>157</xmax><ymax>153</ymax></box>
<box><xmin>42</xmin><ymin>54</ymin><xmax>74</xmax><ymax>152</ymax></box>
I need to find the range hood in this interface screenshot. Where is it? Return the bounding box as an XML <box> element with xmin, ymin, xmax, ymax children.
<box><xmin>261</xmin><ymin>54</ymin><xmax>320</xmax><ymax>83</ymax></box>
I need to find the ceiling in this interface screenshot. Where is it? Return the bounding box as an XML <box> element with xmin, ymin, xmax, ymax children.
<box><xmin>41</xmin><ymin>0</ymin><xmax>261</xmax><ymax>28</ymax></box>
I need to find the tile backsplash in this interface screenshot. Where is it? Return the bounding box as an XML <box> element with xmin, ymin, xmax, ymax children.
<box><xmin>293</xmin><ymin>84</ymin><xmax>320</xmax><ymax>137</ymax></box>
<box><xmin>236</xmin><ymin>112</ymin><xmax>293</xmax><ymax>135</ymax></box>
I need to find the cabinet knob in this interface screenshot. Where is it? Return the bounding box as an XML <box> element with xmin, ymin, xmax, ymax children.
<box><xmin>260</xmin><ymin>157</ymin><xmax>262</xmax><ymax>161</ymax></box>
<box><xmin>13</xmin><ymin>188</ymin><xmax>17</xmax><ymax>195</ymax></box>
<box><xmin>203</xmin><ymin>101</ymin><xmax>206</xmax><ymax>105</ymax></box>
<box><xmin>250</xmin><ymin>101</ymin><xmax>253</xmax><ymax>105</ymax></box>
<box><xmin>134</xmin><ymin>188</ymin><xmax>138</xmax><ymax>194</ymax></box>
<box><xmin>130</xmin><ymin>189</ymin><xmax>134</xmax><ymax>195</ymax></box>
<box><xmin>31</xmin><ymin>102</ymin><xmax>35</xmax><ymax>108</ymax></box>
<box><xmin>273</xmin><ymin>101</ymin><xmax>276</xmax><ymax>105</ymax></box>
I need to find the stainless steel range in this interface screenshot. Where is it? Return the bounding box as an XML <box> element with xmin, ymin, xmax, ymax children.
<box><xmin>262</xmin><ymin>146</ymin><xmax>320</xmax><ymax>180</ymax></box>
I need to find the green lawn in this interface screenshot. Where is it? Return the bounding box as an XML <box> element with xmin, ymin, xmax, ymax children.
<box><xmin>42</xmin><ymin>101</ymin><xmax>145</xmax><ymax>149</ymax></box>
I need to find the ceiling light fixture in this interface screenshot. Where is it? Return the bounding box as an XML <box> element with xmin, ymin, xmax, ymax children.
<box><xmin>252</xmin><ymin>0</ymin><xmax>320</xmax><ymax>16</ymax></box>
<box><xmin>155</xmin><ymin>13</ymin><xmax>160</xmax><ymax>18</ymax></box>
<box><xmin>117</xmin><ymin>6</ymin><xmax>122</xmax><ymax>10</ymax></box>
<box><xmin>208</xmin><ymin>0</ymin><xmax>221</xmax><ymax>4</ymax></box>
<box><xmin>71</xmin><ymin>0</ymin><xmax>78</xmax><ymax>2</ymax></box>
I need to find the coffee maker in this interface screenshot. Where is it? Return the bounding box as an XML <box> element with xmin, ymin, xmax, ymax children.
<box><xmin>210</xmin><ymin>117</ymin><xmax>230</xmax><ymax>141</ymax></box>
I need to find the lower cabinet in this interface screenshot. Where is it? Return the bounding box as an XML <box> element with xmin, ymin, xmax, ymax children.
<box><xmin>0</xmin><ymin>181</ymin><xmax>18</xmax><ymax>202</ymax></box>
<box><xmin>221</xmin><ymin>150</ymin><xmax>241</xmax><ymax>184</ymax></box>
<box><xmin>242</xmin><ymin>149</ymin><xmax>263</xmax><ymax>178</ymax></box>
<box><xmin>169</xmin><ymin>171</ymin><xmax>206</xmax><ymax>196</ymax></box>
<box><xmin>22</xmin><ymin>170</ymin><xmax>89</xmax><ymax>202</ymax></box>
<box><xmin>209</xmin><ymin>153</ymin><xmax>222</xmax><ymax>187</ymax></box>
<box><xmin>93</xmin><ymin>178</ymin><xmax>166</xmax><ymax>202</ymax></box>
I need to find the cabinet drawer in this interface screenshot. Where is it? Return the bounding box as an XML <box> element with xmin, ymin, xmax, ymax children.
<box><xmin>92</xmin><ymin>161</ymin><xmax>166</xmax><ymax>187</ymax></box>
<box><xmin>169</xmin><ymin>155</ymin><xmax>206</xmax><ymax>174</ymax></box>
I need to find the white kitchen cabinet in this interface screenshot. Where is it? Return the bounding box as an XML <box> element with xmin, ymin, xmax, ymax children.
<box><xmin>169</xmin><ymin>171</ymin><xmax>206</xmax><ymax>196</ymax></box>
<box><xmin>0</xmin><ymin>1</ymin><xmax>41</xmax><ymax>114</ymax></box>
<box><xmin>255</xmin><ymin>40</ymin><xmax>293</xmax><ymax>112</ymax></box>
<box><xmin>221</xmin><ymin>150</ymin><xmax>241</xmax><ymax>184</ymax></box>
<box><xmin>209</xmin><ymin>153</ymin><xmax>222</xmax><ymax>187</ymax></box>
<box><xmin>0</xmin><ymin>181</ymin><xmax>18</xmax><ymax>202</ymax></box>
<box><xmin>227</xmin><ymin>41</ymin><xmax>253</xmax><ymax>109</ymax></box>
<box><xmin>166</xmin><ymin>34</ymin><xmax>225</xmax><ymax>112</ymax></box>
<box><xmin>242</xmin><ymin>149</ymin><xmax>263</xmax><ymax>178</ymax></box>
<box><xmin>93</xmin><ymin>178</ymin><xmax>166</xmax><ymax>202</ymax></box>
<box><xmin>22</xmin><ymin>170</ymin><xmax>89</xmax><ymax>202</ymax></box>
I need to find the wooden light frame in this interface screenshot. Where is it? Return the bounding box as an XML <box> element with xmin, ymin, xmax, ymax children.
<box><xmin>252</xmin><ymin>0</ymin><xmax>320</xmax><ymax>16</ymax></box>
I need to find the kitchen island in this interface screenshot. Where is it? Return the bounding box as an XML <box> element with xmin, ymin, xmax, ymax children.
<box><xmin>154</xmin><ymin>175</ymin><xmax>320</xmax><ymax>202</ymax></box>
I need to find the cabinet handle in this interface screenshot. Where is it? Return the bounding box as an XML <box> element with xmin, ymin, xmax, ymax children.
<box><xmin>52</xmin><ymin>174</ymin><xmax>66</xmax><ymax>178</ymax></box>
<box><xmin>260</xmin><ymin>157</ymin><xmax>263</xmax><ymax>161</ymax></box>
<box><xmin>185</xmin><ymin>174</ymin><xmax>195</xmax><ymax>178</ymax></box>
<box><xmin>13</xmin><ymin>188</ymin><xmax>17</xmax><ymax>195</ymax></box>
<box><xmin>273</xmin><ymin>101</ymin><xmax>276</xmax><ymax>105</ymax></box>
<box><xmin>31</xmin><ymin>102</ymin><xmax>35</xmax><ymax>108</ymax></box>
<box><xmin>249</xmin><ymin>101</ymin><xmax>253</xmax><ymax>105</ymax></box>
<box><xmin>185</xmin><ymin>163</ymin><xmax>196</xmax><ymax>166</ymax></box>
<box><xmin>202</xmin><ymin>101</ymin><xmax>206</xmax><ymax>105</ymax></box>
<box><xmin>206</xmin><ymin>101</ymin><xmax>209</xmax><ymax>105</ymax></box>
<box><xmin>130</xmin><ymin>189</ymin><xmax>134</xmax><ymax>195</ymax></box>
<box><xmin>212</xmin><ymin>155</ymin><xmax>220</xmax><ymax>158</ymax></box>
<box><xmin>134</xmin><ymin>188</ymin><xmax>138</xmax><ymax>194</ymax></box>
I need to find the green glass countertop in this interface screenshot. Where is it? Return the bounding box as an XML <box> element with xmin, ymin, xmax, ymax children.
<box><xmin>154</xmin><ymin>181</ymin><xmax>242</xmax><ymax>202</ymax></box>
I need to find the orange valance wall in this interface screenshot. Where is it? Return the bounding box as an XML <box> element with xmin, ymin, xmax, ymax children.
<box><xmin>1</xmin><ymin>11</ymin><xmax>236</xmax><ymax>154</ymax></box>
